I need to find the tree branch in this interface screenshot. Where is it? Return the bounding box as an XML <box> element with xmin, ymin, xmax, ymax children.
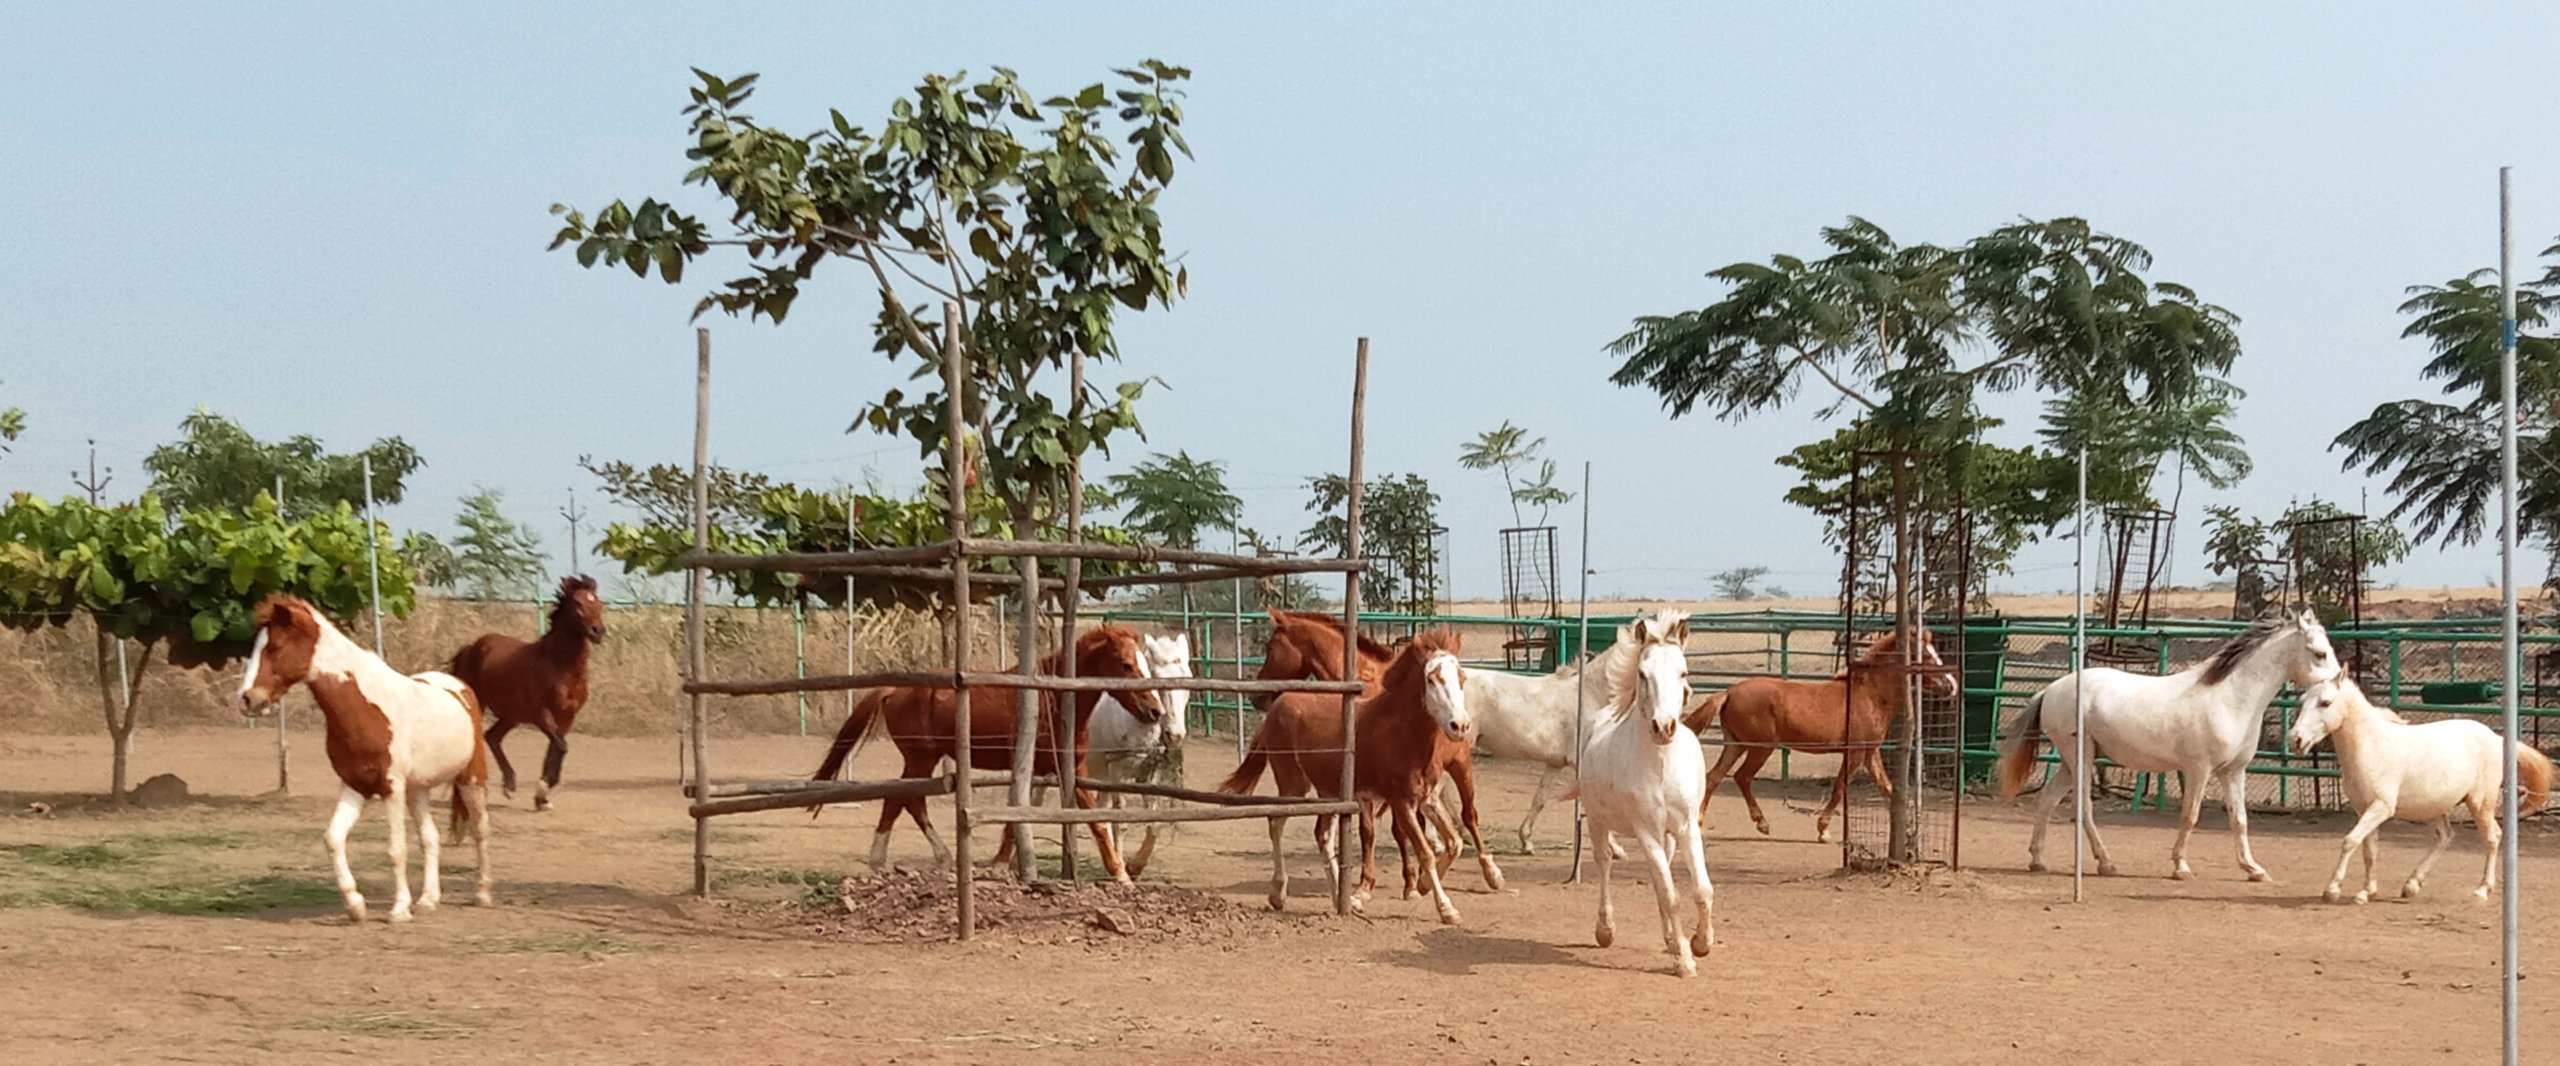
<box><xmin>851</xmin><ymin>242</ymin><xmax>945</xmax><ymax>361</ymax></box>
<box><xmin>1785</xmin><ymin>344</ymin><xmax>1880</xmax><ymax>411</ymax></box>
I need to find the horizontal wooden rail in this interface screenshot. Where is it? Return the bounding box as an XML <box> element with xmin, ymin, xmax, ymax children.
<box><xmin>688</xmin><ymin>773</ymin><xmax>971</xmax><ymax>818</ymax></box>
<box><xmin>1071</xmin><ymin>777</ymin><xmax>1341</xmax><ymax>807</ymax></box>
<box><xmin>970</xmin><ymin>800</ymin><xmax>1360</xmax><ymax>825</ymax></box>
<box><xmin>685</xmin><ymin>770</ymin><xmax>1022</xmax><ymax>799</ymax></box>
<box><xmin>956</xmin><ymin>537</ymin><xmax>1365</xmax><ymax>573</ymax></box>
<box><xmin>685</xmin><ymin>671</ymin><xmax>1365</xmax><ymax>698</ymax></box>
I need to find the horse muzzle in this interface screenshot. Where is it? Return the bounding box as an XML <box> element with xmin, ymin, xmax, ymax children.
<box><xmin>1649</xmin><ymin>720</ymin><xmax>1680</xmax><ymax>745</ymax></box>
<box><xmin>585</xmin><ymin>624</ymin><xmax>607</xmax><ymax>644</ymax></box>
<box><xmin>239</xmin><ymin>693</ymin><xmax>277</xmax><ymax>719</ymax></box>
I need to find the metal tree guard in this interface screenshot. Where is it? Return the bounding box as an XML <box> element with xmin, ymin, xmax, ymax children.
<box><xmin>1499</xmin><ymin>525</ymin><xmax>1561</xmax><ymax>671</ymax></box>
<box><xmin>1838</xmin><ymin>448</ymin><xmax>1969</xmax><ymax>870</ymax></box>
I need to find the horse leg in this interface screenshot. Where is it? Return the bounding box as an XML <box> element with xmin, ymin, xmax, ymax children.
<box><xmin>2169</xmin><ymin>767</ymin><xmax>2210</xmax><ymax>880</ymax></box>
<box><xmin>2471</xmin><ymin>797</ymin><xmax>2502</xmax><ymax>901</ymax></box>
<box><xmin>1397</xmin><ymin>800</ymin><xmax>1461</xmax><ymax>925</ymax></box>
<box><xmin>484</xmin><ymin>719</ymin><xmax>519</xmax><ymax>798</ymax></box>
<box><xmin>2220</xmin><ymin>764</ymin><xmax>2270</xmax><ymax>881</ymax></box>
<box><xmin>1592</xmin><ymin>818</ymin><xmax>1616</xmax><ymax>947</ymax></box>
<box><xmin>2026</xmin><ymin>755</ymin><xmax>2070</xmax><ymax>872</ymax></box>
<box><xmin>1356</xmin><ymin>803</ymin><xmax>1382</xmax><ymax>910</ymax></box>
<box><xmin>1813</xmin><ymin>763</ymin><xmax>1853</xmax><ymax>844</ymax></box>
<box><xmin>2324</xmin><ymin>802</ymin><xmax>2395</xmax><ymax>903</ymax></box>
<box><xmin>1731</xmin><ymin>747</ymin><xmax>1776</xmax><ymax>838</ymax></box>
<box><xmin>2358</xmin><ymin>829</ymin><xmax>2384</xmax><ymax>903</ymax></box>
<box><xmin>1864</xmin><ymin>748</ymin><xmax>1895</xmax><ymax>799</ymax></box>
<box><xmin>1518</xmin><ymin>763</ymin><xmax>1562</xmax><ymax>854</ymax></box>
<box><xmin>1680</xmin><ymin>816</ymin><xmax>1715</xmax><ymax>959</ymax></box>
<box><xmin>325</xmin><ymin>786</ymin><xmax>369</xmax><ymax>922</ymax></box>
<box><xmin>1635</xmin><ymin>828</ymin><xmax>1693</xmax><ymax>977</ymax></box>
<box><xmin>535</xmin><ymin>728</ymin><xmax>568</xmax><ymax>811</ymax></box>
<box><xmin>1700</xmin><ymin>742</ymin><xmax>1743</xmax><ymax>815</ymax></box>
<box><xmin>1080</xmin><ymin>788</ymin><xmax>1134</xmax><ymax>885</ymax></box>
<box><xmin>383</xmin><ymin>780</ymin><xmax>415</xmax><ymax>923</ymax></box>
<box><xmin>2403</xmin><ymin>817</ymin><xmax>2457</xmax><ymax>898</ymax></box>
<box><xmin>410</xmin><ymin>786</ymin><xmax>442</xmax><ymax>911</ymax></box>
<box><xmin>1449</xmin><ymin>756</ymin><xmax>1506</xmax><ymax>891</ymax></box>
<box><xmin>1264</xmin><ymin>813</ymin><xmax>1291</xmax><ymax>911</ymax></box>
<box><xmin>463</xmin><ymin>779</ymin><xmax>493</xmax><ymax>906</ymax></box>
<box><xmin>1390</xmin><ymin>800</ymin><xmax>1419</xmax><ymax>900</ymax></box>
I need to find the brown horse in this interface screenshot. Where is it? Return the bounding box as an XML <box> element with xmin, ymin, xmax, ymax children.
<box><xmin>1250</xmin><ymin>611</ymin><xmax>1503</xmax><ymax>896</ymax></box>
<box><xmin>1686</xmin><ymin>629</ymin><xmax>1957</xmax><ymax>843</ymax></box>
<box><xmin>1219</xmin><ymin>629</ymin><xmax>1475</xmax><ymax>922</ymax></box>
<box><xmin>447</xmin><ymin>575</ymin><xmax>605</xmax><ymax>812</ymax></box>
<box><xmin>810</xmin><ymin>624</ymin><xmax>1163</xmax><ymax>883</ymax></box>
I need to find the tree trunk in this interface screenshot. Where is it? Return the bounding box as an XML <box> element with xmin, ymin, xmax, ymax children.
<box><xmin>93</xmin><ymin>626</ymin><xmax>153</xmax><ymax>803</ymax></box>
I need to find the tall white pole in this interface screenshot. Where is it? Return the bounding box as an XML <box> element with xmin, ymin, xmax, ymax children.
<box><xmin>2073</xmin><ymin>446</ymin><xmax>2088</xmax><ymax>904</ymax></box>
<box><xmin>1568</xmin><ymin>460</ymin><xmax>1593</xmax><ymax>883</ymax></box>
<box><xmin>2497</xmin><ymin>165</ymin><xmax>2521</xmax><ymax>1066</ymax></box>
<box><xmin>362</xmin><ymin>457</ymin><xmax>382</xmax><ymax>655</ymax></box>
<box><xmin>845</xmin><ymin>485</ymin><xmax>857</xmax><ymax>727</ymax></box>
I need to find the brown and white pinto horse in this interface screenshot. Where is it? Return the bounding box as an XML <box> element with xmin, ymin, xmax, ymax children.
<box><xmin>238</xmin><ymin>595</ymin><xmax>493</xmax><ymax>923</ymax></box>
<box><xmin>810</xmin><ymin>624</ymin><xmax>1163</xmax><ymax>882</ymax></box>
<box><xmin>447</xmin><ymin>575</ymin><xmax>604</xmax><ymax>811</ymax></box>
<box><xmin>1220</xmin><ymin>629</ymin><xmax>1476</xmax><ymax>923</ymax></box>
<box><xmin>1251</xmin><ymin>611</ymin><xmax>1504</xmax><ymax>897</ymax></box>
<box><xmin>1685</xmin><ymin>629</ymin><xmax>1957</xmax><ymax>843</ymax></box>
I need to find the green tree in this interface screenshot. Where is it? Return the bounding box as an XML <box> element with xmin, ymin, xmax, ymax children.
<box><xmin>2203</xmin><ymin>500</ymin><xmax>2411</xmax><ymax>622</ymax></box>
<box><xmin>2333</xmin><ymin>252</ymin><xmax>2560</xmax><ymax>552</ymax></box>
<box><xmin>1459</xmin><ymin>422</ymin><xmax>1573</xmax><ymax>528</ymax></box>
<box><xmin>399</xmin><ymin>531</ymin><xmax>460</xmax><ymax>591</ymax></box>
<box><xmin>1609</xmin><ymin>217</ymin><xmax>2246</xmax><ymax>574</ymax></box>
<box><xmin>1</xmin><ymin>379</ymin><xmax>24</xmax><ymax>455</ymax></box>
<box><xmin>2202</xmin><ymin>505</ymin><xmax>2277</xmax><ymax>619</ymax></box>
<box><xmin>548</xmin><ymin>62</ymin><xmax>1190</xmax><ymax>552</ymax></box>
<box><xmin>143</xmin><ymin>409</ymin><xmax>422</xmax><ymax>519</ymax></box>
<box><xmin>0</xmin><ymin>491</ymin><xmax>411</xmax><ymax>799</ymax></box>
<box><xmin>1302</xmin><ymin>473</ymin><xmax>1440</xmax><ymax>614</ymax></box>
<box><xmin>2039</xmin><ymin>379</ymin><xmax>2252</xmax><ymax>516</ymax></box>
<box><xmin>1103</xmin><ymin>450</ymin><xmax>1240</xmax><ymax>550</ymax></box>
<box><xmin>579</xmin><ymin>454</ymin><xmax>776</xmax><ymax>535</ymax></box>
<box><xmin>451</xmin><ymin>489</ymin><xmax>547</xmax><ymax>601</ymax></box>
<box><xmin>1710</xmin><ymin>566</ymin><xmax>1770</xmax><ymax>600</ymax></box>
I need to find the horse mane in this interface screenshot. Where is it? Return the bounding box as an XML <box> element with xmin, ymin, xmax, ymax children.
<box><xmin>2199</xmin><ymin>617</ymin><xmax>2290</xmax><ymax>685</ymax></box>
<box><xmin>1607</xmin><ymin>616</ymin><xmax>1685</xmax><ymax>718</ymax></box>
<box><xmin>546</xmin><ymin>575</ymin><xmax>597</xmax><ymax>629</ymax></box>
<box><xmin>1269</xmin><ymin>609</ymin><xmax>1394</xmax><ymax>663</ymax></box>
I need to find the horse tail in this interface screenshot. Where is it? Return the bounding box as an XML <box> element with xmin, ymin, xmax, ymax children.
<box><xmin>2518</xmin><ymin>744</ymin><xmax>2555</xmax><ymax>813</ymax></box>
<box><xmin>446</xmin><ymin>638</ymin><xmax>489</xmax><ymax>683</ymax></box>
<box><xmin>1996</xmin><ymin>688</ymin><xmax>2049</xmax><ymax>800</ymax></box>
<box><xmin>1681</xmin><ymin>690</ymin><xmax>1728</xmax><ymax>733</ymax></box>
<box><xmin>450</xmin><ymin>685</ymin><xmax>491</xmax><ymax>835</ymax></box>
<box><xmin>1218</xmin><ymin>722</ymin><xmax>1277</xmax><ymax>795</ymax></box>
<box><xmin>813</xmin><ymin>690</ymin><xmax>885</xmax><ymax>783</ymax></box>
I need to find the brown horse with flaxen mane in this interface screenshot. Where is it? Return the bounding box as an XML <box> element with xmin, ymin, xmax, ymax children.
<box><xmin>446</xmin><ymin>575</ymin><xmax>605</xmax><ymax>812</ymax></box>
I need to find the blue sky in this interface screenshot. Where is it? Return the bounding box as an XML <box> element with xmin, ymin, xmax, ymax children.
<box><xmin>4</xmin><ymin>3</ymin><xmax>2553</xmax><ymax>599</ymax></box>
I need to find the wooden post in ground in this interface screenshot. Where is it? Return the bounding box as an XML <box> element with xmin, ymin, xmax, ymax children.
<box><xmin>1056</xmin><ymin>347</ymin><xmax>1088</xmax><ymax>880</ymax></box>
<box><xmin>687</xmin><ymin>327</ymin><xmax>713</xmax><ymax>895</ymax></box>
<box><xmin>941</xmin><ymin>303</ymin><xmax>977</xmax><ymax>940</ymax></box>
<box><xmin>1334</xmin><ymin>338</ymin><xmax>1369</xmax><ymax>917</ymax></box>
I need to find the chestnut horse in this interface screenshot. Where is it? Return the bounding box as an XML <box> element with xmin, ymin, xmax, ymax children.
<box><xmin>810</xmin><ymin>625</ymin><xmax>1162</xmax><ymax>883</ymax></box>
<box><xmin>1250</xmin><ymin>611</ymin><xmax>1503</xmax><ymax>896</ymax></box>
<box><xmin>238</xmin><ymin>595</ymin><xmax>494</xmax><ymax>923</ymax></box>
<box><xmin>1686</xmin><ymin>629</ymin><xmax>1956</xmax><ymax>843</ymax></box>
<box><xmin>447</xmin><ymin>575</ymin><xmax>605</xmax><ymax>812</ymax></box>
<box><xmin>1219</xmin><ymin>629</ymin><xmax>1474</xmax><ymax>922</ymax></box>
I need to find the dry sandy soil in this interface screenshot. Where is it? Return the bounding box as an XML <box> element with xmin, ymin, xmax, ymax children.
<box><xmin>5</xmin><ymin>727</ymin><xmax>2557</xmax><ymax>1065</ymax></box>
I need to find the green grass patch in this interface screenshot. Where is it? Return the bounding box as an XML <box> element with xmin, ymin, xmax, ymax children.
<box><xmin>300</xmin><ymin>1011</ymin><xmax>481</xmax><ymax>1040</ymax></box>
<box><xmin>712</xmin><ymin>865</ymin><xmax>847</xmax><ymax>905</ymax></box>
<box><xmin>1033</xmin><ymin>851</ymin><xmax>1117</xmax><ymax>882</ymax></box>
<box><xmin>0</xmin><ymin>832</ymin><xmax>257</xmax><ymax>870</ymax></box>
<box><xmin>4</xmin><ymin>874</ymin><xmax>340</xmax><ymax>915</ymax></box>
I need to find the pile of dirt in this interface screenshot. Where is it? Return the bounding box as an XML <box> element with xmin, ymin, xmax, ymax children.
<box><xmin>807</xmin><ymin>867</ymin><xmax>1318</xmax><ymax>946</ymax></box>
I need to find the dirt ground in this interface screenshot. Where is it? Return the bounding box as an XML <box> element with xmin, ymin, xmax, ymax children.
<box><xmin>5</xmin><ymin>728</ymin><xmax>2557</xmax><ymax>1065</ymax></box>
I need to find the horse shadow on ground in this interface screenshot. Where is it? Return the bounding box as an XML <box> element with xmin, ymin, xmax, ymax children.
<box><xmin>1365</xmin><ymin>926</ymin><xmax>1593</xmax><ymax>976</ymax></box>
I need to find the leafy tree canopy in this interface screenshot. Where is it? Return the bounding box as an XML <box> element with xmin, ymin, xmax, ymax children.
<box><xmin>1458</xmin><ymin>421</ymin><xmax>1573</xmax><ymax>528</ymax></box>
<box><xmin>549</xmin><ymin>62</ymin><xmax>1192</xmax><ymax>538</ymax></box>
<box><xmin>144</xmin><ymin>409</ymin><xmax>421</xmax><ymax>520</ymax></box>
<box><xmin>1100</xmin><ymin>450</ymin><xmax>1239</xmax><ymax>550</ymax></box>
<box><xmin>1303</xmin><ymin>473</ymin><xmax>1440</xmax><ymax>614</ymax></box>
<box><xmin>450</xmin><ymin>488</ymin><xmax>547</xmax><ymax>601</ymax></box>
<box><xmin>2333</xmin><ymin>248</ymin><xmax>2560</xmax><ymax>548</ymax></box>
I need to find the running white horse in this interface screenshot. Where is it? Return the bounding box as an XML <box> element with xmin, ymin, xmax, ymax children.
<box><xmin>2289</xmin><ymin>675</ymin><xmax>2553</xmax><ymax>903</ymax></box>
<box><xmin>1997</xmin><ymin>610</ymin><xmax>2340</xmax><ymax>881</ymax></box>
<box><xmin>1436</xmin><ymin>640</ymin><xmax>1624</xmax><ymax>853</ymax></box>
<box><xmin>1078</xmin><ymin>631</ymin><xmax>1193</xmax><ymax>877</ymax></box>
<box><xmin>1580</xmin><ymin>610</ymin><xmax>1715</xmax><ymax>977</ymax></box>
<box><xmin>237</xmin><ymin>594</ymin><xmax>495</xmax><ymax>923</ymax></box>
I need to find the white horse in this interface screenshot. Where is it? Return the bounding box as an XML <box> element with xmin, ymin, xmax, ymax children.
<box><xmin>1997</xmin><ymin>610</ymin><xmax>2340</xmax><ymax>881</ymax></box>
<box><xmin>1077</xmin><ymin>631</ymin><xmax>1193</xmax><ymax>877</ymax></box>
<box><xmin>2289</xmin><ymin>675</ymin><xmax>2553</xmax><ymax>903</ymax></box>
<box><xmin>1435</xmin><ymin>642</ymin><xmax>1622</xmax><ymax>854</ymax></box>
<box><xmin>1580</xmin><ymin>610</ymin><xmax>1715</xmax><ymax>977</ymax></box>
<box><xmin>237</xmin><ymin>594</ymin><xmax>495</xmax><ymax>923</ymax></box>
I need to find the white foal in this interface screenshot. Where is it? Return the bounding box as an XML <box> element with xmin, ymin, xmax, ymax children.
<box><xmin>239</xmin><ymin>595</ymin><xmax>494</xmax><ymax>923</ymax></box>
<box><xmin>1581</xmin><ymin>611</ymin><xmax>1715</xmax><ymax>978</ymax></box>
<box><xmin>2290</xmin><ymin>676</ymin><xmax>2553</xmax><ymax>904</ymax></box>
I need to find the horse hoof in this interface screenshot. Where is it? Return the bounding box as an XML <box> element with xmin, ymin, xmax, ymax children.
<box><xmin>1268</xmin><ymin>893</ymin><xmax>1287</xmax><ymax>912</ymax></box>
<box><xmin>2401</xmin><ymin>883</ymin><xmax>2422</xmax><ymax>899</ymax></box>
<box><xmin>1436</xmin><ymin>905</ymin><xmax>1461</xmax><ymax>925</ymax></box>
<box><xmin>416</xmin><ymin>896</ymin><xmax>439</xmax><ymax>912</ymax></box>
<box><xmin>2170</xmin><ymin>867</ymin><xmax>2193</xmax><ymax>881</ymax></box>
<box><xmin>1690</xmin><ymin>932</ymin><xmax>1713</xmax><ymax>956</ymax></box>
<box><xmin>2246</xmin><ymin>869</ymin><xmax>2272</xmax><ymax>884</ymax></box>
<box><xmin>388</xmin><ymin>908</ymin><xmax>414</xmax><ymax>924</ymax></box>
<box><xmin>2472</xmin><ymin>888</ymin><xmax>2494</xmax><ymax>903</ymax></box>
<box><xmin>1673</xmin><ymin>958</ymin><xmax>1697</xmax><ymax>979</ymax></box>
<box><xmin>533</xmin><ymin>796</ymin><xmax>553</xmax><ymax>813</ymax></box>
<box><xmin>1482</xmin><ymin>865</ymin><xmax>1508</xmax><ymax>892</ymax></box>
<box><xmin>474</xmin><ymin>891</ymin><xmax>495</xmax><ymax>907</ymax></box>
<box><xmin>1595</xmin><ymin>925</ymin><xmax>1615</xmax><ymax>948</ymax></box>
<box><xmin>2322</xmin><ymin>886</ymin><xmax>2344</xmax><ymax>903</ymax></box>
<box><xmin>2028</xmin><ymin>860</ymin><xmax>2048</xmax><ymax>873</ymax></box>
<box><xmin>2097</xmin><ymin>865</ymin><xmax>2121</xmax><ymax>878</ymax></box>
<box><xmin>2351</xmin><ymin>891</ymin><xmax>2372</xmax><ymax>905</ymax></box>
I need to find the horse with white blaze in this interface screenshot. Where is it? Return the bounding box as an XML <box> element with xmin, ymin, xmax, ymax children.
<box><xmin>1998</xmin><ymin>610</ymin><xmax>2339</xmax><ymax>881</ymax></box>
<box><xmin>1065</xmin><ymin>631</ymin><xmax>1193</xmax><ymax>877</ymax></box>
<box><xmin>2289</xmin><ymin>675</ymin><xmax>2553</xmax><ymax>903</ymax></box>
<box><xmin>1580</xmin><ymin>610</ymin><xmax>1715</xmax><ymax>978</ymax></box>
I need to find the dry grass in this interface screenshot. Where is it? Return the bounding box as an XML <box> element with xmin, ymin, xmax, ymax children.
<box><xmin>0</xmin><ymin>597</ymin><xmax>1015</xmax><ymax>738</ymax></box>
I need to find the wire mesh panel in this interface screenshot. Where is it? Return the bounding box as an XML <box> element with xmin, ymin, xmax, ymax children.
<box><xmin>1499</xmin><ymin>526</ymin><xmax>1560</xmax><ymax>671</ymax></box>
<box><xmin>1837</xmin><ymin>449</ymin><xmax>1969</xmax><ymax>870</ymax></box>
